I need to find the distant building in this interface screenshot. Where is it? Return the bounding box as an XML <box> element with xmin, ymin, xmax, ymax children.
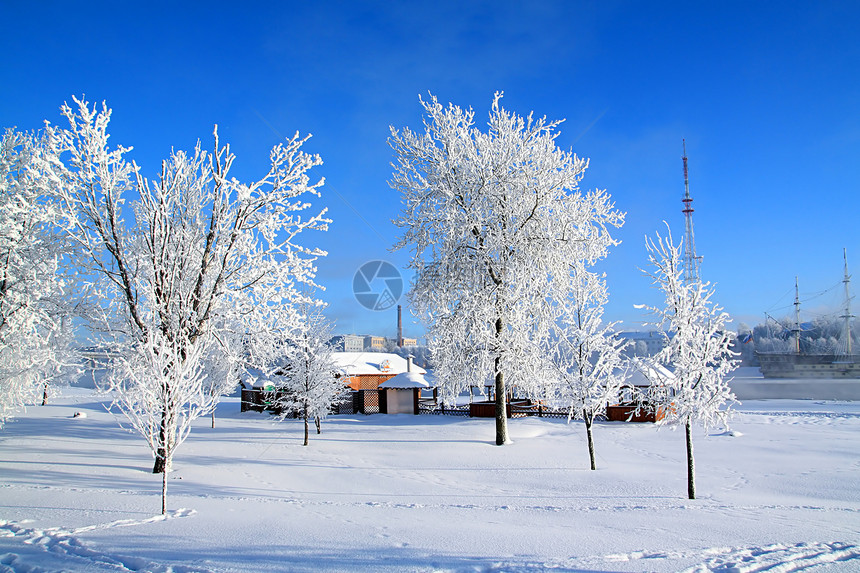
<box><xmin>328</xmin><ymin>334</ymin><xmax>365</xmax><ymax>352</ymax></box>
<box><xmin>618</xmin><ymin>331</ymin><xmax>667</xmax><ymax>356</ymax></box>
<box><xmin>363</xmin><ymin>335</ymin><xmax>386</xmax><ymax>351</ymax></box>
<box><xmin>79</xmin><ymin>346</ymin><xmax>120</xmax><ymax>370</ymax></box>
<box><xmin>330</xmin><ymin>334</ymin><xmax>421</xmax><ymax>352</ymax></box>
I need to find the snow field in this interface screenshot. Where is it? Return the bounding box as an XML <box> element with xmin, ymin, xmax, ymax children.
<box><xmin>1</xmin><ymin>388</ymin><xmax>859</xmax><ymax>572</ymax></box>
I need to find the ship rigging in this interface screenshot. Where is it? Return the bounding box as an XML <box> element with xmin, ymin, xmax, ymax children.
<box><xmin>757</xmin><ymin>250</ymin><xmax>858</xmax><ymax>378</ymax></box>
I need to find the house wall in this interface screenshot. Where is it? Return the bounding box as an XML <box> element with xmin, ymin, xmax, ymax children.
<box><xmin>344</xmin><ymin>374</ymin><xmax>395</xmax><ymax>391</ymax></box>
<box><xmin>386</xmin><ymin>389</ymin><xmax>414</xmax><ymax>414</ymax></box>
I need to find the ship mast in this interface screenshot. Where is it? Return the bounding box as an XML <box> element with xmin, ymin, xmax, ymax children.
<box><xmin>792</xmin><ymin>276</ymin><xmax>801</xmax><ymax>354</ymax></box>
<box><xmin>839</xmin><ymin>248</ymin><xmax>853</xmax><ymax>358</ymax></box>
<box><xmin>681</xmin><ymin>140</ymin><xmax>700</xmax><ymax>284</ymax></box>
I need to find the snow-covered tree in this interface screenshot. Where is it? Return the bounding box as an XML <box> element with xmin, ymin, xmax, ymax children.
<box><xmin>49</xmin><ymin>98</ymin><xmax>329</xmax><ymax>513</ymax></box>
<box><xmin>390</xmin><ymin>93</ymin><xmax>623</xmax><ymax>445</ymax></box>
<box><xmin>108</xmin><ymin>328</ymin><xmax>219</xmax><ymax>513</ymax></box>
<box><xmin>0</xmin><ymin>128</ymin><xmax>76</xmax><ymax>426</ymax></box>
<box><xmin>639</xmin><ymin>227</ymin><xmax>738</xmax><ymax>500</ymax></box>
<box><xmin>272</xmin><ymin>305</ymin><xmax>343</xmax><ymax>446</ymax></box>
<box><xmin>201</xmin><ymin>323</ymin><xmax>243</xmax><ymax>429</ymax></box>
<box><xmin>548</xmin><ymin>264</ymin><xmax>628</xmax><ymax>470</ymax></box>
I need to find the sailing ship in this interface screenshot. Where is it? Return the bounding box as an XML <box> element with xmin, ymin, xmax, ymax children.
<box><xmin>757</xmin><ymin>250</ymin><xmax>859</xmax><ymax>378</ymax></box>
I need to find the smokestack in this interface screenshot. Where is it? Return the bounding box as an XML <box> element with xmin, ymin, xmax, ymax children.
<box><xmin>397</xmin><ymin>304</ymin><xmax>403</xmax><ymax>347</ymax></box>
<box><xmin>407</xmin><ymin>354</ymin><xmax>413</xmax><ymax>372</ymax></box>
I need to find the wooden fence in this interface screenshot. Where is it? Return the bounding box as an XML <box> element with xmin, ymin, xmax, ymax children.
<box><xmin>240</xmin><ymin>388</ymin><xmax>354</xmax><ymax>416</ymax></box>
<box><xmin>417</xmin><ymin>400</ymin><xmax>569</xmax><ymax>419</ymax></box>
<box><xmin>242</xmin><ymin>388</ymin><xmax>593</xmax><ymax>421</ymax></box>
<box><xmin>418</xmin><ymin>401</ymin><xmax>470</xmax><ymax>416</ymax></box>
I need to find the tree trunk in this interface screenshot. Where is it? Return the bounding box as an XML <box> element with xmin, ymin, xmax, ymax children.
<box><xmin>493</xmin><ymin>317</ymin><xmax>509</xmax><ymax>446</ymax></box>
<box><xmin>41</xmin><ymin>382</ymin><xmax>48</xmax><ymax>406</ymax></box>
<box><xmin>686</xmin><ymin>418</ymin><xmax>696</xmax><ymax>500</ymax></box>
<box><xmin>161</xmin><ymin>454</ymin><xmax>168</xmax><ymax>515</ymax></box>
<box><xmin>153</xmin><ymin>406</ymin><xmax>170</xmax><ymax>473</ymax></box>
<box><xmin>494</xmin><ymin>368</ymin><xmax>508</xmax><ymax>445</ymax></box>
<box><xmin>211</xmin><ymin>409</ymin><xmax>215</xmax><ymax>429</ymax></box>
<box><xmin>585</xmin><ymin>412</ymin><xmax>596</xmax><ymax>471</ymax></box>
<box><xmin>303</xmin><ymin>404</ymin><xmax>309</xmax><ymax>446</ymax></box>
<box><xmin>315</xmin><ymin>417</ymin><xmax>321</xmax><ymax>435</ymax></box>
<box><xmin>153</xmin><ymin>453</ymin><xmax>167</xmax><ymax>474</ymax></box>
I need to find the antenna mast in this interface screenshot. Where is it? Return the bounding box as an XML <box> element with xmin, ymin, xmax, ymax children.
<box><xmin>682</xmin><ymin>139</ymin><xmax>700</xmax><ymax>284</ymax></box>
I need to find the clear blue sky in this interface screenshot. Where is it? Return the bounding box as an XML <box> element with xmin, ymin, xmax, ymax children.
<box><xmin>3</xmin><ymin>1</ymin><xmax>858</xmax><ymax>340</ymax></box>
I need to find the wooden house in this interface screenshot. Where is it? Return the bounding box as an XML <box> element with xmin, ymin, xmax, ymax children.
<box><xmin>331</xmin><ymin>352</ymin><xmax>427</xmax><ymax>414</ymax></box>
<box><xmin>331</xmin><ymin>352</ymin><xmax>426</xmax><ymax>389</ymax></box>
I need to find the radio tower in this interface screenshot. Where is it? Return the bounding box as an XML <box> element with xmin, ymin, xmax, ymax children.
<box><xmin>681</xmin><ymin>139</ymin><xmax>701</xmax><ymax>284</ymax></box>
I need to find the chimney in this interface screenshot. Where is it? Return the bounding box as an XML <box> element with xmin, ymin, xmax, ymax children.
<box><xmin>397</xmin><ymin>304</ymin><xmax>403</xmax><ymax>347</ymax></box>
<box><xmin>407</xmin><ymin>354</ymin><xmax>413</xmax><ymax>373</ymax></box>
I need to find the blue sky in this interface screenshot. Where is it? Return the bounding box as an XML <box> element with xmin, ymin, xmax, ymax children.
<box><xmin>2</xmin><ymin>1</ymin><xmax>858</xmax><ymax>340</ymax></box>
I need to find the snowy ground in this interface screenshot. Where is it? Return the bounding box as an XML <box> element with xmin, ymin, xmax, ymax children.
<box><xmin>1</xmin><ymin>387</ymin><xmax>859</xmax><ymax>572</ymax></box>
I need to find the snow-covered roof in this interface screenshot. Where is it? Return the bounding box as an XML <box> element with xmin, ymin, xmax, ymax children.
<box><xmin>629</xmin><ymin>357</ymin><xmax>674</xmax><ymax>386</ymax></box>
<box><xmin>378</xmin><ymin>371</ymin><xmax>431</xmax><ymax>389</ymax></box>
<box><xmin>242</xmin><ymin>366</ymin><xmax>277</xmax><ymax>389</ymax></box>
<box><xmin>618</xmin><ymin>331</ymin><xmax>664</xmax><ymax>340</ymax></box>
<box><xmin>331</xmin><ymin>352</ymin><xmax>426</xmax><ymax>376</ymax></box>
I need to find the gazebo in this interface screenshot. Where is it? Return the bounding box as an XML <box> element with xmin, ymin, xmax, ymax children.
<box><xmin>606</xmin><ymin>358</ymin><xmax>674</xmax><ymax>422</ymax></box>
<box><xmin>376</xmin><ymin>356</ymin><xmax>432</xmax><ymax>414</ymax></box>
<box><xmin>377</xmin><ymin>371</ymin><xmax>430</xmax><ymax>414</ymax></box>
